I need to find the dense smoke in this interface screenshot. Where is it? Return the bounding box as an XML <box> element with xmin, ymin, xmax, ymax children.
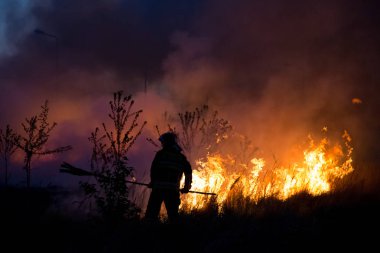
<box><xmin>0</xmin><ymin>0</ymin><xmax>379</xmax><ymax>188</ymax></box>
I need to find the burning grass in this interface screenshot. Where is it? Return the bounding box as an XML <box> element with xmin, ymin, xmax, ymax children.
<box><xmin>180</xmin><ymin>129</ymin><xmax>355</xmax><ymax>214</ymax></box>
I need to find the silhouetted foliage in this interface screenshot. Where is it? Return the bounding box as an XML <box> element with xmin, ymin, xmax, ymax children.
<box><xmin>0</xmin><ymin>125</ymin><xmax>19</xmax><ymax>186</ymax></box>
<box><xmin>79</xmin><ymin>90</ymin><xmax>147</xmax><ymax>221</ymax></box>
<box><xmin>16</xmin><ymin>100</ymin><xmax>72</xmax><ymax>187</ymax></box>
<box><xmin>150</xmin><ymin>105</ymin><xmax>232</xmax><ymax>163</ymax></box>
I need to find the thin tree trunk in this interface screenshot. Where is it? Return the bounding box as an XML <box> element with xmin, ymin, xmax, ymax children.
<box><xmin>26</xmin><ymin>157</ymin><xmax>31</xmax><ymax>188</ymax></box>
<box><xmin>5</xmin><ymin>157</ymin><xmax>8</xmax><ymax>186</ymax></box>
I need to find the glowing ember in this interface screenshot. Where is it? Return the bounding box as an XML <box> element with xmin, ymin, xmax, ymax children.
<box><xmin>180</xmin><ymin>129</ymin><xmax>354</xmax><ymax>211</ymax></box>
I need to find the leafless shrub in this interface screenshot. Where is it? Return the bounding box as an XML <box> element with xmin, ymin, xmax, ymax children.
<box><xmin>16</xmin><ymin>100</ymin><xmax>72</xmax><ymax>187</ymax></box>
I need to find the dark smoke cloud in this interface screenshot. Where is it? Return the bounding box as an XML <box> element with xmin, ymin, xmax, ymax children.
<box><xmin>0</xmin><ymin>0</ymin><xmax>380</xmax><ymax>187</ymax></box>
<box><xmin>1</xmin><ymin>0</ymin><xmax>202</xmax><ymax>95</ymax></box>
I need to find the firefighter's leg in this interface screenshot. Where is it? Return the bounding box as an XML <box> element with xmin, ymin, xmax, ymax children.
<box><xmin>164</xmin><ymin>190</ymin><xmax>181</xmax><ymax>222</ymax></box>
<box><xmin>144</xmin><ymin>189</ymin><xmax>164</xmax><ymax>221</ymax></box>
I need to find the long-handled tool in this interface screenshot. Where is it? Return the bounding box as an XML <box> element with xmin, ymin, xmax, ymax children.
<box><xmin>60</xmin><ymin>161</ymin><xmax>217</xmax><ymax>196</ymax></box>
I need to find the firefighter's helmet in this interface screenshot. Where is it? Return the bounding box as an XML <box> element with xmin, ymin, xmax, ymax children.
<box><xmin>159</xmin><ymin>132</ymin><xmax>177</xmax><ymax>145</ymax></box>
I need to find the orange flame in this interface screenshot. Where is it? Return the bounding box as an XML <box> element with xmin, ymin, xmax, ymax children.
<box><xmin>180</xmin><ymin>129</ymin><xmax>354</xmax><ymax>211</ymax></box>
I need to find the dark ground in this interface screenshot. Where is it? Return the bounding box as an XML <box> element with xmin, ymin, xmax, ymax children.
<box><xmin>1</xmin><ymin>186</ymin><xmax>379</xmax><ymax>253</ymax></box>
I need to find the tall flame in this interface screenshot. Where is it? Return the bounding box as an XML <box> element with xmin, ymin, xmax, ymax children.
<box><xmin>180</xmin><ymin>130</ymin><xmax>354</xmax><ymax>211</ymax></box>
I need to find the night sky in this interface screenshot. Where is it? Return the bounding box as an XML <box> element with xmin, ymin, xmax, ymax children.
<box><xmin>1</xmin><ymin>0</ymin><xmax>379</xmax><ymax>188</ymax></box>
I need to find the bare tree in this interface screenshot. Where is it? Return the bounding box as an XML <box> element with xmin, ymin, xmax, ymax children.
<box><xmin>16</xmin><ymin>100</ymin><xmax>72</xmax><ymax>188</ymax></box>
<box><xmin>0</xmin><ymin>125</ymin><xmax>19</xmax><ymax>186</ymax></box>
<box><xmin>80</xmin><ymin>90</ymin><xmax>147</xmax><ymax>221</ymax></box>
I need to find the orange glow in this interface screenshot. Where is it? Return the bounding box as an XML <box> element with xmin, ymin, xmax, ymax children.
<box><xmin>352</xmin><ymin>98</ymin><xmax>362</xmax><ymax>104</ymax></box>
<box><xmin>180</xmin><ymin>129</ymin><xmax>354</xmax><ymax>211</ymax></box>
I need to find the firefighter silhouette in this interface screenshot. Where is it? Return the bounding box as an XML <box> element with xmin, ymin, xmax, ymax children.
<box><xmin>145</xmin><ymin>131</ymin><xmax>192</xmax><ymax>222</ymax></box>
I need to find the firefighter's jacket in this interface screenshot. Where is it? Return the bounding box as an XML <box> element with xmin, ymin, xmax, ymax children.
<box><xmin>150</xmin><ymin>146</ymin><xmax>192</xmax><ymax>190</ymax></box>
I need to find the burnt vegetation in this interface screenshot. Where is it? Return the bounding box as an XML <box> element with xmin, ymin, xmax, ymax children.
<box><xmin>1</xmin><ymin>92</ymin><xmax>379</xmax><ymax>252</ymax></box>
